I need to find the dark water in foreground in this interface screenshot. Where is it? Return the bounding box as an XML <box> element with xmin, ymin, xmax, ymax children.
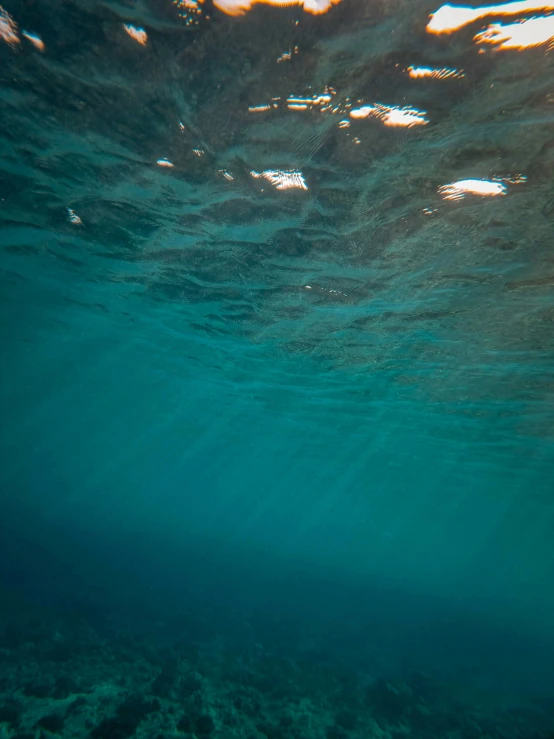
<box><xmin>1</xmin><ymin>0</ymin><xmax>554</xmax><ymax>737</ymax></box>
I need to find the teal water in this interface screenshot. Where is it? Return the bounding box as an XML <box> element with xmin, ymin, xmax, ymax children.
<box><xmin>1</xmin><ymin>0</ymin><xmax>554</xmax><ymax>737</ymax></box>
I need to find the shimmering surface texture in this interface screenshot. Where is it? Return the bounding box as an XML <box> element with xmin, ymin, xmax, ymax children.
<box><xmin>1</xmin><ymin>0</ymin><xmax>554</xmax><ymax>736</ymax></box>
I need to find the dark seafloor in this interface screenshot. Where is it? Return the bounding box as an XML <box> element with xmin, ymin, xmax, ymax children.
<box><xmin>1</xmin><ymin>0</ymin><xmax>554</xmax><ymax>738</ymax></box>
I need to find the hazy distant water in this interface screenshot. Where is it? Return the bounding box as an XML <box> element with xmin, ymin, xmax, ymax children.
<box><xmin>1</xmin><ymin>0</ymin><xmax>554</xmax><ymax>716</ymax></box>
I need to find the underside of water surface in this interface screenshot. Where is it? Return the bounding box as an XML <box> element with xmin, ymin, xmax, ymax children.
<box><xmin>1</xmin><ymin>0</ymin><xmax>554</xmax><ymax>737</ymax></box>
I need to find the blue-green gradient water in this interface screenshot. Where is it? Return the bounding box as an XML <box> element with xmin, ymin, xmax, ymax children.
<box><xmin>1</xmin><ymin>0</ymin><xmax>554</xmax><ymax>736</ymax></box>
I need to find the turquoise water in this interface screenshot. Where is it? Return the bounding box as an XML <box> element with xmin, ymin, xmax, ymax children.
<box><xmin>1</xmin><ymin>0</ymin><xmax>554</xmax><ymax>737</ymax></box>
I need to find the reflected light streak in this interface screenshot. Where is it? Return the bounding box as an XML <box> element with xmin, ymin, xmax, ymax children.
<box><xmin>408</xmin><ymin>66</ymin><xmax>464</xmax><ymax>79</ymax></box>
<box><xmin>350</xmin><ymin>105</ymin><xmax>375</xmax><ymax>119</ymax></box>
<box><xmin>287</xmin><ymin>89</ymin><xmax>335</xmax><ymax>111</ymax></box>
<box><xmin>173</xmin><ymin>0</ymin><xmax>204</xmax><ymax>25</ymax></box>
<box><xmin>427</xmin><ymin>1</ymin><xmax>554</xmax><ymax>34</ymax></box>
<box><xmin>475</xmin><ymin>14</ymin><xmax>554</xmax><ymax>49</ymax></box>
<box><xmin>277</xmin><ymin>47</ymin><xmax>298</xmax><ymax>62</ymax></box>
<box><xmin>22</xmin><ymin>30</ymin><xmax>44</xmax><ymax>51</ymax></box>
<box><xmin>249</xmin><ymin>89</ymin><xmax>335</xmax><ymax>115</ymax></box>
<box><xmin>350</xmin><ymin>103</ymin><xmax>429</xmax><ymax>127</ymax></box>
<box><xmin>384</xmin><ymin>107</ymin><xmax>429</xmax><ymax>127</ymax></box>
<box><xmin>123</xmin><ymin>24</ymin><xmax>148</xmax><ymax>45</ymax></box>
<box><xmin>0</xmin><ymin>6</ymin><xmax>19</xmax><ymax>46</ymax></box>
<box><xmin>213</xmin><ymin>0</ymin><xmax>341</xmax><ymax>16</ymax></box>
<box><xmin>67</xmin><ymin>208</ymin><xmax>82</xmax><ymax>225</ymax></box>
<box><xmin>251</xmin><ymin>170</ymin><xmax>308</xmax><ymax>190</ymax></box>
<box><xmin>439</xmin><ymin>179</ymin><xmax>507</xmax><ymax>200</ymax></box>
<box><xmin>502</xmin><ymin>174</ymin><xmax>527</xmax><ymax>183</ymax></box>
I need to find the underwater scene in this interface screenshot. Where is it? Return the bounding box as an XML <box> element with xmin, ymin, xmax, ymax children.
<box><xmin>1</xmin><ymin>0</ymin><xmax>554</xmax><ymax>737</ymax></box>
